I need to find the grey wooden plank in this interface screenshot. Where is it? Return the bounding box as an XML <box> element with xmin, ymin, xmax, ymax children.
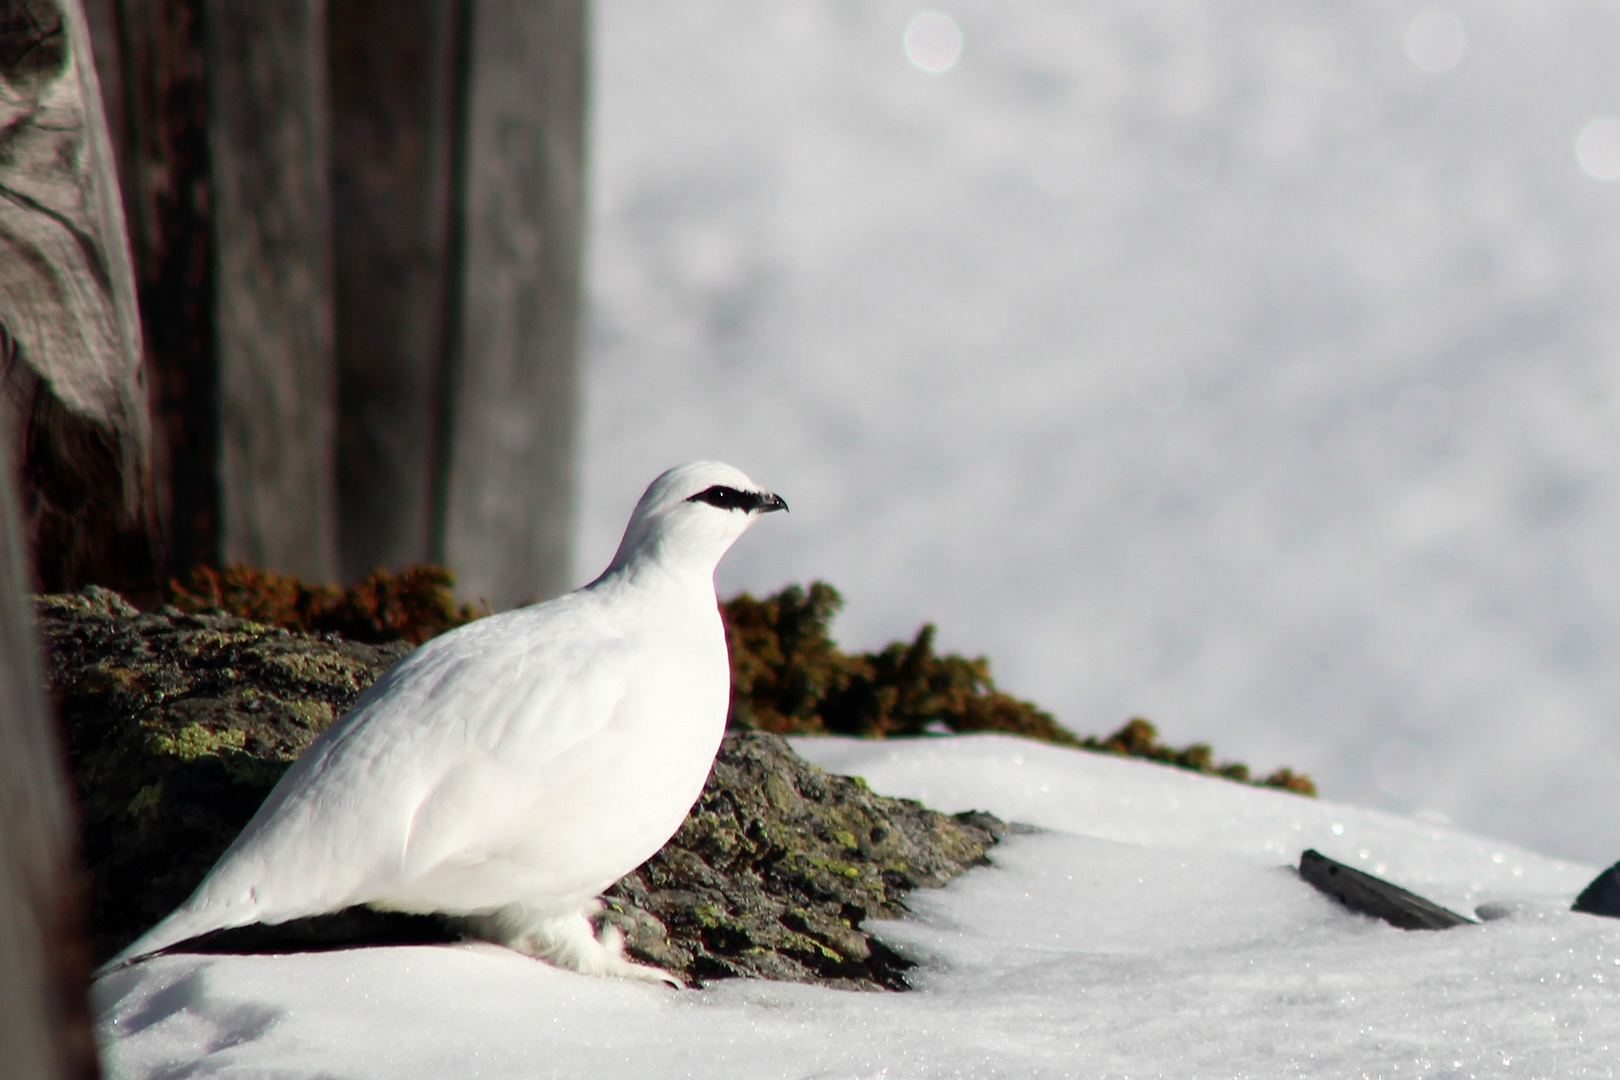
<box><xmin>94</xmin><ymin>0</ymin><xmax>219</xmax><ymax>575</ymax></box>
<box><xmin>439</xmin><ymin>0</ymin><xmax>585</xmax><ymax>608</ymax></box>
<box><xmin>0</xmin><ymin>0</ymin><xmax>162</xmax><ymax>595</ymax></box>
<box><xmin>208</xmin><ymin>0</ymin><xmax>338</xmax><ymax>580</ymax></box>
<box><xmin>0</xmin><ymin>20</ymin><xmax>104</xmax><ymax>1073</ymax></box>
<box><xmin>0</xmin><ymin>411</ymin><xmax>96</xmax><ymax>1080</ymax></box>
<box><xmin>328</xmin><ymin>0</ymin><xmax>460</xmax><ymax>581</ymax></box>
<box><xmin>0</xmin><ymin>414</ymin><xmax>75</xmax><ymax>1079</ymax></box>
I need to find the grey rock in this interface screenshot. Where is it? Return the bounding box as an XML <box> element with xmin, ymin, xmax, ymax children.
<box><xmin>39</xmin><ymin>589</ymin><xmax>1003</xmax><ymax>990</ymax></box>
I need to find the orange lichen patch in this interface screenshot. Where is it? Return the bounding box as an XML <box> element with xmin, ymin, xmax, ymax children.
<box><xmin>170</xmin><ymin>564</ymin><xmax>486</xmax><ymax>645</ymax></box>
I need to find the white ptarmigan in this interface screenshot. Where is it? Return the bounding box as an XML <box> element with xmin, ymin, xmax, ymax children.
<box><xmin>106</xmin><ymin>462</ymin><xmax>787</xmax><ymax>984</ymax></box>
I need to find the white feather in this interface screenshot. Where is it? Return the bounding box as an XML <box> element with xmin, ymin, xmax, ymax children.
<box><xmin>105</xmin><ymin>462</ymin><xmax>786</xmax><ymax>983</ymax></box>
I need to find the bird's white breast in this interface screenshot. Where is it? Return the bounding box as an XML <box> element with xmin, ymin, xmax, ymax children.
<box><xmin>350</xmin><ymin>582</ymin><xmax>733</xmax><ymax>916</ymax></box>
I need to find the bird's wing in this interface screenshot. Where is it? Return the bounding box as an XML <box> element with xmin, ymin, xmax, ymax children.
<box><xmin>106</xmin><ymin>596</ymin><xmax>643</xmax><ymax>966</ymax></box>
<box><xmin>381</xmin><ymin>627</ymin><xmax>728</xmax><ymax>913</ymax></box>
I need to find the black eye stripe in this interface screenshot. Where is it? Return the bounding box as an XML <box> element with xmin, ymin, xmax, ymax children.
<box><xmin>686</xmin><ymin>485</ymin><xmax>767</xmax><ymax>512</ymax></box>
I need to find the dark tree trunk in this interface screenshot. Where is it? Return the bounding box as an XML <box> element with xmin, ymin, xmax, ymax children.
<box><xmin>0</xmin><ymin>0</ymin><xmax>163</xmax><ymax>598</ymax></box>
<box><xmin>0</xmin><ymin>291</ymin><xmax>99</xmax><ymax>1079</ymax></box>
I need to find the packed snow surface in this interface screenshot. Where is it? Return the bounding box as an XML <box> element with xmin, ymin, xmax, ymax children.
<box><xmin>98</xmin><ymin>736</ymin><xmax>1619</xmax><ymax>1078</ymax></box>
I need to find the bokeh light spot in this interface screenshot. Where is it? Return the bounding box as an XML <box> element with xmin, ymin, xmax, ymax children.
<box><xmin>904</xmin><ymin>12</ymin><xmax>963</xmax><ymax>74</ymax></box>
<box><xmin>1405</xmin><ymin>10</ymin><xmax>1466</xmax><ymax>73</ymax></box>
<box><xmin>1577</xmin><ymin>118</ymin><xmax>1620</xmax><ymax>181</ymax></box>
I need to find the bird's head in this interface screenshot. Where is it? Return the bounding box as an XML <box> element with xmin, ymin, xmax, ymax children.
<box><xmin>605</xmin><ymin>461</ymin><xmax>788</xmax><ymax>578</ymax></box>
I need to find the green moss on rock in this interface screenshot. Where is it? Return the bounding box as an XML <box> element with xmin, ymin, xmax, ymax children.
<box><xmin>44</xmin><ymin>571</ymin><xmax>1313</xmax><ymax>987</ymax></box>
<box><xmin>723</xmin><ymin>582</ymin><xmax>1083</xmax><ymax>747</ymax></box>
<box><xmin>1076</xmin><ymin>716</ymin><xmax>1318</xmax><ymax>797</ymax></box>
<box><xmin>604</xmin><ymin>732</ymin><xmax>1006</xmax><ymax>990</ymax></box>
<box><xmin>723</xmin><ymin>582</ymin><xmax>1316</xmax><ymax>796</ymax></box>
<box><xmin>153</xmin><ymin>566</ymin><xmax>1318</xmax><ymax>797</ymax></box>
<box><xmin>40</xmin><ymin>589</ymin><xmax>1003</xmax><ymax>990</ymax></box>
<box><xmin>38</xmin><ymin>587</ymin><xmax>411</xmax><ymax>960</ymax></box>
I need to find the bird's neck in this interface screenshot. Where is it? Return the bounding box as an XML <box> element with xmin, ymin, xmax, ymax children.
<box><xmin>587</xmin><ymin>551</ymin><xmax>720</xmax><ymax>614</ymax></box>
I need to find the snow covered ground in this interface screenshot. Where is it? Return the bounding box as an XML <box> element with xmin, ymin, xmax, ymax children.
<box><xmin>579</xmin><ymin>1</ymin><xmax>1620</xmax><ymax>863</ymax></box>
<box><xmin>96</xmin><ymin>736</ymin><xmax>1619</xmax><ymax>1078</ymax></box>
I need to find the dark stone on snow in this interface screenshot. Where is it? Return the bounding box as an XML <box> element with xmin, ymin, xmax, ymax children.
<box><xmin>1298</xmin><ymin>849</ymin><xmax>1473</xmax><ymax>931</ymax></box>
<box><xmin>1571</xmin><ymin>861</ymin><xmax>1620</xmax><ymax>919</ymax></box>
<box><xmin>39</xmin><ymin>588</ymin><xmax>1004</xmax><ymax>990</ymax></box>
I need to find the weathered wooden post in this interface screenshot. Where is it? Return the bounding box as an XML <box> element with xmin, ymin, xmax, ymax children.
<box><xmin>330</xmin><ymin>0</ymin><xmax>585</xmax><ymax>607</ymax></box>
<box><xmin>83</xmin><ymin>0</ymin><xmax>338</xmax><ymax>582</ymax></box>
<box><xmin>0</xmin><ymin>0</ymin><xmax>162</xmax><ymax>596</ymax></box>
<box><xmin>327</xmin><ymin>0</ymin><xmax>461</xmax><ymax>581</ymax></box>
<box><xmin>438</xmin><ymin>0</ymin><xmax>586</xmax><ymax>608</ymax></box>
<box><xmin>0</xmin><ymin>270</ymin><xmax>99</xmax><ymax>1080</ymax></box>
<box><xmin>79</xmin><ymin>0</ymin><xmax>585</xmax><ymax>601</ymax></box>
<box><xmin>209</xmin><ymin>0</ymin><xmax>338</xmax><ymax>580</ymax></box>
<box><xmin>83</xmin><ymin>0</ymin><xmax>218</xmax><ymax>576</ymax></box>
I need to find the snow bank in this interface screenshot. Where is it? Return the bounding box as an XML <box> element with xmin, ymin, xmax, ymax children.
<box><xmin>98</xmin><ymin>736</ymin><xmax>1620</xmax><ymax>1079</ymax></box>
<box><xmin>794</xmin><ymin>735</ymin><xmax>1591</xmax><ymax>915</ymax></box>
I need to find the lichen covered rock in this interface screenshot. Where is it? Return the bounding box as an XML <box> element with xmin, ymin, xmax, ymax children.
<box><xmin>40</xmin><ymin>588</ymin><xmax>1003</xmax><ymax>989</ymax></box>
<box><xmin>38</xmin><ymin>587</ymin><xmax>410</xmax><ymax>959</ymax></box>
<box><xmin>603</xmin><ymin>733</ymin><xmax>1004</xmax><ymax>989</ymax></box>
<box><xmin>134</xmin><ymin>567</ymin><xmax>1318</xmax><ymax>794</ymax></box>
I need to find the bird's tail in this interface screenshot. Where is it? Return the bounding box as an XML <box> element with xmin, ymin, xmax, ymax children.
<box><xmin>98</xmin><ymin>890</ymin><xmax>263</xmax><ymax>975</ymax></box>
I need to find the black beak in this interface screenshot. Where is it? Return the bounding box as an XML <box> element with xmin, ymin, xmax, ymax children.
<box><xmin>757</xmin><ymin>492</ymin><xmax>789</xmax><ymax>514</ymax></box>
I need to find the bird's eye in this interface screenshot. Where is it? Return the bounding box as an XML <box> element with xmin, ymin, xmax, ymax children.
<box><xmin>687</xmin><ymin>485</ymin><xmax>754</xmax><ymax>511</ymax></box>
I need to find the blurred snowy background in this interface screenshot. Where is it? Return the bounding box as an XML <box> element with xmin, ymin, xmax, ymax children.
<box><xmin>577</xmin><ymin>1</ymin><xmax>1620</xmax><ymax>863</ymax></box>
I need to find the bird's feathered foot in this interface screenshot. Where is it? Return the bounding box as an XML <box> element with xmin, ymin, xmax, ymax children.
<box><xmin>594</xmin><ymin>921</ymin><xmax>685</xmax><ymax>988</ymax></box>
<box><xmin>460</xmin><ymin>901</ymin><xmax>684</xmax><ymax>988</ymax></box>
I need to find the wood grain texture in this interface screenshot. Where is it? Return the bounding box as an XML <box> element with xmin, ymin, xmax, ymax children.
<box><xmin>439</xmin><ymin>0</ymin><xmax>585</xmax><ymax>608</ymax></box>
<box><xmin>93</xmin><ymin>0</ymin><xmax>219</xmax><ymax>575</ymax></box>
<box><xmin>0</xmin><ymin>229</ymin><xmax>99</xmax><ymax>1077</ymax></box>
<box><xmin>328</xmin><ymin>0</ymin><xmax>460</xmax><ymax>581</ymax></box>
<box><xmin>0</xmin><ymin>0</ymin><xmax>161</xmax><ymax>595</ymax></box>
<box><xmin>80</xmin><ymin>1</ymin><xmax>582</xmax><ymax>598</ymax></box>
<box><xmin>208</xmin><ymin>0</ymin><xmax>337</xmax><ymax>580</ymax></box>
